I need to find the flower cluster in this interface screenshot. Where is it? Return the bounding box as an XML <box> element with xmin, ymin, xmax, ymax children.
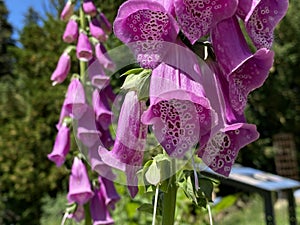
<box><xmin>47</xmin><ymin>0</ymin><xmax>119</xmax><ymax>224</ymax></box>
<box><xmin>48</xmin><ymin>0</ymin><xmax>288</xmax><ymax>223</ymax></box>
<box><xmin>113</xmin><ymin>0</ymin><xmax>288</xmax><ymax>176</ymax></box>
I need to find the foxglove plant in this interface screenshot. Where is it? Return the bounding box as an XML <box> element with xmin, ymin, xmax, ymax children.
<box><xmin>48</xmin><ymin>0</ymin><xmax>289</xmax><ymax>224</ymax></box>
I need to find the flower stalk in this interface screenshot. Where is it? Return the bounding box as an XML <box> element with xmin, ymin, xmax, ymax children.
<box><xmin>162</xmin><ymin>159</ymin><xmax>177</xmax><ymax>225</ymax></box>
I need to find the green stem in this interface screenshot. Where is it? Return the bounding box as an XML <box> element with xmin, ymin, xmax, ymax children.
<box><xmin>162</xmin><ymin>159</ymin><xmax>177</xmax><ymax>225</ymax></box>
<box><xmin>79</xmin><ymin>4</ymin><xmax>86</xmax><ymax>83</ymax></box>
<box><xmin>79</xmin><ymin>5</ymin><xmax>90</xmax><ymax>225</ymax></box>
<box><xmin>84</xmin><ymin>203</ymin><xmax>92</xmax><ymax>225</ymax></box>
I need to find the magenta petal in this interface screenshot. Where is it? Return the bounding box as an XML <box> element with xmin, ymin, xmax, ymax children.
<box><xmin>227</xmin><ymin>48</ymin><xmax>274</xmax><ymax>114</ymax></box>
<box><xmin>211</xmin><ymin>17</ymin><xmax>274</xmax><ymax>114</ymax></box>
<box><xmin>95</xmin><ymin>43</ymin><xmax>115</xmax><ymax>71</ymax></box>
<box><xmin>63</xmin><ymin>19</ymin><xmax>79</xmax><ymax>43</ymax></box>
<box><xmin>236</xmin><ymin>0</ymin><xmax>260</xmax><ymax>20</ymax></box>
<box><xmin>211</xmin><ymin>16</ymin><xmax>252</xmax><ymax>76</ymax></box>
<box><xmin>90</xmin><ymin>188</ymin><xmax>114</xmax><ymax>225</ymax></box>
<box><xmin>175</xmin><ymin>0</ymin><xmax>238</xmax><ymax>44</ymax></box>
<box><xmin>47</xmin><ymin>125</ymin><xmax>70</xmax><ymax>167</ymax></box>
<box><xmin>92</xmin><ymin>90</ymin><xmax>113</xmax><ymax>130</ymax></box>
<box><xmin>67</xmin><ymin>157</ymin><xmax>94</xmax><ymax>205</ymax></box>
<box><xmin>60</xmin><ymin>0</ymin><xmax>74</xmax><ymax>21</ymax></box>
<box><xmin>64</xmin><ymin>78</ymin><xmax>87</xmax><ymax>119</ymax></box>
<box><xmin>98</xmin><ymin>12</ymin><xmax>112</xmax><ymax>34</ymax></box>
<box><xmin>98</xmin><ymin>91</ymin><xmax>147</xmax><ymax>197</ymax></box>
<box><xmin>77</xmin><ymin>106</ymin><xmax>101</xmax><ymax>148</ymax></box>
<box><xmin>114</xmin><ymin>0</ymin><xmax>179</xmax><ymax>68</ymax></box>
<box><xmin>89</xmin><ymin>18</ymin><xmax>108</xmax><ymax>42</ymax></box>
<box><xmin>88</xmin><ymin>59</ymin><xmax>110</xmax><ymax>89</ymax></box>
<box><xmin>51</xmin><ymin>52</ymin><xmax>71</xmax><ymax>85</ymax></box>
<box><xmin>56</xmin><ymin>99</ymin><xmax>71</xmax><ymax>130</ymax></box>
<box><xmin>88</xmin><ymin>142</ymin><xmax>115</xmax><ymax>178</ymax></box>
<box><xmin>76</xmin><ymin>32</ymin><xmax>93</xmax><ymax>62</ymax></box>
<box><xmin>114</xmin><ymin>0</ymin><xmax>179</xmax><ymax>43</ymax></box>
<box><xmin>142</xmin><ymin>62</ymin><xmax>217</xmax><ymax>158</ymax></box>
<box><xmin>83</xmin><ymin>0</ymin><xmax>97</xmax><ymax>17</ymax></box>
<box><xmin>99</xmin><ymin>176</ymin><xmax>120</xmax><ymax>210</ymax></box>
<box><xmin>240</xmin><ymin>0</ymin><xmax>289</xmax><ymax>49</ymax></box>
<box><xmin>198</xmin><ymin>123</ymin><xmax>259</xmax><ymax>176</ymax></box>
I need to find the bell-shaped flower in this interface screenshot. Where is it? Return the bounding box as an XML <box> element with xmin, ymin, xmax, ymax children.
<box><xmin>95</xmin><ymin>43</ymin><xmax>115</xmax><ymax>71</ymax></box>
<box><xmin>77</xmin><ymin>106</ymin><xmax>101</xmax><ymax>148</ymax></box>
<box><xmin>142</xmin><ymin>62</ymin><xmax>216</xmax><ymax>158</ymax></box>
<box><xmin>60</xmin><ymin>0</ymin><xmax>74</xmax><ymax>21</ymax></box>
<box><xmin>174</xmin><ymin>0</ymin><xmax>238</xmax><ymax>44</ymax></box>
<box><xmin>98</xmin><ymin>12</ymin><xmax>112</xmax><ymax>34</ymax></box>
<box><xmin>47</xmin><ymin>124</ymin><xmax>71</xmax><ymax>167</ymax></box>
<box><xmin>236</xmin><ymin>0</ymin><xmax>289</xmax><ymax>49</ymax></box>
<box><xmin>92</xmin><ymin>89</ymin><xmax>113</xmax><ymax>130</ymax></box>
<box><xmin>67</xmin><ymin>157</ymin><xmax>94</xmax><ymax>205</ymax></box>
<box><xmin>64</xmin><ymin>78</ymin><xmax>87</xmax><ymax>119</ymax></box>
<box><xmin>99</xmin><ymin>176</ymin><xmax>120</xmax><ymax>210</ymax></box>
<box><xmin>197</xmin><ymin>60</ymin><xmax>259</xmax><ymax>176</ymax></box>
<box><xmin>51</xmin><ymin>52</ymin><xmax>71</xmax><ymax>86</ymax></box>
<box><xmin>99</xmin><ymin>91</ymin><xmax>147</xmax><ymax>198</ymax></box>
<box><xmin>113</xmin><ymin>0</ymin><xmax>179</xmax><ymax>68</ymax></box>
<box><xmin>211</xmin><ymin>16</ymin><xmax>274</xmax><ymax>115</ymax></box>
<box><xmin>76</xmin><ymin>32</ymin><xmax>93</xmax><ymax>62</ymax></box>
<box><xmin>89</xmin><ymin>17</ymin><xmax>108</xmax><ymax>42</ymax></box>
<box><xmin>88</xmin><ymin>58</ymin><xmax>110</xmax><ymax>89</ymax></box>
<box><xmin>88</xmin><ymin>141</ymin><xmax>115</xmax><ymax>178</ymax></box>
<box><xmin>83</xmin><ymin>0</ymin><xmax>98</xmax><ymax>17</ymax></box>
<box><xmin>56</xmin><ymin>98</ymin><xmax>71</xmax><ymax>130</ymax></box>
<box><xmin>90</xmin><ymin>188</ymin><xmax>114</xmax><ymax>225</ymax></box>
<box><xmin>63</xmin><ymin>18</ymin><xmax>79</xmax><ymax>43</ymax></box>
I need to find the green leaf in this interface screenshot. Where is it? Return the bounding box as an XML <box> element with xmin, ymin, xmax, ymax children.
<box><xmin>137</xmin><ymin>203</ymin><xmax>154</xmax><ymax>214</ymax></box>
<box><xmin>121</xmin><ymin>69</ymin><xmax>151</xmax><ymax>101</ymax></box>
<box><xmin>121</xmin><ymin>67</ymin><xmax>144</xmax><ymax>77</ymax></box>
<box><xmin>145</xmin><ymin>161</ymin><xmax>161</xmax><ymax>186</ymax></box>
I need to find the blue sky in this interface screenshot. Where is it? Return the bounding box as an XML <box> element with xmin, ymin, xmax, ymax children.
<box><xmin>5</xmin><ymin>0</ymin><xmax>47</xmax><ymax>39</ymax></box>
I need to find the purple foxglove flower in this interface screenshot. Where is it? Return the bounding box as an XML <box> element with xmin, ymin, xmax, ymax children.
<box><xmin>198</xmin><ymin>123</ymin><xmax>259</xmax><ymax>176</ymax></box>
<box><xmin>174</xmin><ymin>0</ymin><xmax>238</xmax><ymax>44</ymax></box>
<box><xmin>236</xmin><ymin>0</ymin><xmax>289</xmax><ymax>49</ymax></box>
<box><xmin>88</xmin><ymin>141</ymin><xmax>115</xmax><ymax>178</ymax></box>
<box><xmin>95</xmin><ymin>43</ymin><xmax>115</xmax><ymax>71</ymax></box>
<box><xmin>88</xmin><ymin>58</ymin><xmax>110</xmax><ymax>90</ymax></box>
<box><xmin>67</xmin><ymin>157</ymin><xmax>94</xmax><ymax>205</ymax></box>
<box><xmin>47</xmin><ymin>124</ymin><xmax>70</xmax><ymax>167</ymax></box>
<box><xmin>211</xmin><ymin>16</ymin><xmax>274</xmax><ymax>115</ymax></box>
<box><xmin>98</xmin><ymin>12</ymin><xmax>112</xmax><ymax>34</ymax></box>
<box><xmin>90</xmin><ymin>188</ymin><xmax>114</xmax><ymax>225</ymax></box>
<box><xmin>51</xmin><ymin>52</ymin><xmax>71</xmax><ymax>86</ymax></box>
<box><xmin>197</xmin><ymin>61</ymin><xmax>259</xmax><ymax>176</ymax></box>
<box><xmin>89</xmin><ymin>17</ymin><xmax>108</xmax><ymax>42</ymax></box>
<box><xmin>77</xmin><ymin>106</ymin><xmax>101</xmax><ymax>148</ymax></box>
<box><xmin>99</xmin><ymin>176</ymin><xmax>120</xmax><ymax>210</ymax></box>
<box><xmin>102</xmin><ymin>85</ymin><xmax>116</xmax><ymax>103</ymax></box>
<box><xmin>142</xmin><ymin>62</ymin><xmax>217</xmax><ymax>158</ymax></box>
<box><xmin>64</xmin><ymin>78</ymin><xmax>87</xmax><ymax>119</ymax></box>
<box><xmin>56</xmin><ymin>98</ymin><xmax>71</xmax><ymax>130</ymax></box>
<box><xmin>113</xmin><ymin>0</ymin><xmax>179</xmax><ymax>68</ymax></box>
<box><xmin>92</xmin><ymin>89</ymin><xmax>113</xmax><ymax>130</ymax></box>
<box><xmin>99</xmin><ymin>91</ymin><xmax>147</xmax><ymax>198</ymax></box>
<box><xmin>60</xmin><ymin>0</ymin><xmax>74</xmax><ymax>21</ymax></box>
<box><xmin>68</xmin><ymin>204</ymin><xmax>85</xmax><ymax>222</ymax></box>
<box><xmin>83</xmin><ymin>0</ymin><xmax>98</xmax><ymax>17</ymax></box>
<box><xmin>76</xmin><ymin>32</ymin><xmax>93</xmax><ymax>62</ymax></box>
<box><xmin>63</xmin><ymin>18</ymin><xmax>79</xmax><ymax>43</ymax></box>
